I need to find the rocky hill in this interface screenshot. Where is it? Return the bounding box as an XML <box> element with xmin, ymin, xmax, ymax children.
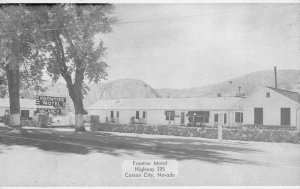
<box><xmin>83</xmin><ymin>79</ymin><xmax>160</xmax><ymax>108</ymax></box>
<box><xmin>156</xmin><ymin>69</ymin><xmax>300</xmax><ymax>98</ymax></box>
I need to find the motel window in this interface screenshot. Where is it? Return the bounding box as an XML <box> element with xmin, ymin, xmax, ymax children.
<box><xmin>136</xmin><ymin>111</ymin><xmax>140</xmax><ymax>119</ymax></box>
<box><xmin>224</xmin><ymin>113</ymin><xmax>227</xmax><ymax>124</ymax></box>
<box><xmin>165</xmin><ymin>111</ymin><xmax>175</xmax><ymax>121</ymax></box>
<box><xmin>266</xmin><ymin>92</ymin><xmax>270</xmax><ymax>98</ymax></box>
<box><xmin>117</xmin><ymin>111</ymin><xmax>119</xmax><ymax>118</ymax></box>
<box><xmin>142</xmin><ymin>111</ymin><xmax>146</xmax><ymax>119</ymax></box>
<box><xmin>235</xmin><ymin>112</ymin><xmax>243</xmax><ymax>123</ymax></box>
<box><xmin>214</xmin><ymin>114</ymin><xmax>218</xmax><ymax>122</ymax></box>
<box><xmin>110</xmin><ymin>111</ymin><xmax>114</xmax><ymax>119</ymax></box>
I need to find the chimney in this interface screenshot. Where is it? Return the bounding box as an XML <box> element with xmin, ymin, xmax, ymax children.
<box><xmin>236</xmin><ymin>86</ymin><xmax>241</xmax><ymax>97</ymax></box>
<box><xmin>229</xmin><ymin>81</ymin><xmax>233</xmax><ymax>96</ymax></box>
<box><xmin>274</xmin><ymin>66</ymin><xmax>277</xmax><ymax>88</ymax></box>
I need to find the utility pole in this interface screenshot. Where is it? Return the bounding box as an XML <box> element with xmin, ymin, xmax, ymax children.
<box><xmin>274</xmin><ymin>66</ymin><xmax>278</xmax><ymax>89</ymax></box>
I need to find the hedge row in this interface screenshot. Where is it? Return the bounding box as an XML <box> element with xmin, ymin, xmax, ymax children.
<box><xmin>91</xmin><ymin>123</ymin><xmax>300</xmax><ymax>144</ymax></box>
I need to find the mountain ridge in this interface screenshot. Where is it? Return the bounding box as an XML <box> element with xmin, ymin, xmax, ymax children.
<box><xmin>18</xmin><ymin>69</ymin><xmax>300</xmax><ymax>112</ymax></box>
<box><xmin>156</xmin><ymin>69</ymin><xmax>300</xmax><ymax>98</ymax></box>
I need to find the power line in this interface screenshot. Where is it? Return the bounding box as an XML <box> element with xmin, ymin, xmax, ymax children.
<box><xmin>117</xmin><ymin>4</ymin><xmax>299</xmax><ymax>25</ymax></box>
<box><xmin>0</xmin><ymin>4</ymin><xmax>299</xmax><ymax>36</ymax></box>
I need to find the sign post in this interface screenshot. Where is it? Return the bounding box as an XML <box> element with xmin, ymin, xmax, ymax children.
<box><xmin>218</xmin><ymin>113</ymin><xmax>224</xmax><ymax>141</ymax></box>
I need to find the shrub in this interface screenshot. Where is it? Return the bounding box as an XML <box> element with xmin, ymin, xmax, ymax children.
<box><xmin>187</xmin><ymin>122</ymin><xmax>193</xmax><ymax>127</ymax></box>
<box><xmin>111</xmin><ymin>118</ymin><xmax>115</xmax><ymax>123</ymax></box>
<box><xmin>130</xmin><ymin>116</ymin><xmax>135</xmax><ymax>124</ymax></box>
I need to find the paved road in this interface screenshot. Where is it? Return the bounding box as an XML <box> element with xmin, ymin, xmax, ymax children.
<box><xmin>0</xmin><ymin>127</ymin><xmax>300</xmax><ymax>186</ymax></box>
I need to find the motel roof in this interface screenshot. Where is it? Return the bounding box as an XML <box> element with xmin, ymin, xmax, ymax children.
<box><xmin>87</xmin><ymin>97</ymin><xmax>244</xmax><ymax>111</ymax></box>
<box><xmin>0</xmin><ymin>98</ymin><xmax>54</xmax><ymax>109</ymax></box>
<box><xmin>266</xmin><ymin>86</ymin><xmax>300</xmax><ymax>104</ymax></box>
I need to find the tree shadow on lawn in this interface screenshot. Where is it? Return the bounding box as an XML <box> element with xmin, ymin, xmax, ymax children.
<box><xmin>0</xmin><ymin>128</ymin><xmax>268</xmax><ymax>166</ymax></box>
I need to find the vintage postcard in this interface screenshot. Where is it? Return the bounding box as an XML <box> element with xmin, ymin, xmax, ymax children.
<box><xmin>0</xmin><ymin>1</ymin><xmax>299</xmax><ymax>187</ymax></box>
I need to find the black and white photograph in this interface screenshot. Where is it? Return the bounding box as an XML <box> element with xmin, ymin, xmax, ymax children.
<box><xmin>0</xmin><ymin>1</ymin><xmax>299</xmax><ymax>187</ymax></box>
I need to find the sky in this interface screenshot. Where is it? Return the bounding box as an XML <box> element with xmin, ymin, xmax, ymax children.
<box><xmin>98</xmin><ymin>3</ymin><xmax>300</xmax><ymax>89</ymax></box>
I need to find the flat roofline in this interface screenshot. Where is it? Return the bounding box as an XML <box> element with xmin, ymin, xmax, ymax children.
<box><xmin>96</xmin><ymin>96</ymin><xmax>246</xmax><ymax>101</ymax></box>
<box><xmin>87</xmin><ymin>108</ymin><xmax>242</xmax><ymax>111</ymax></box>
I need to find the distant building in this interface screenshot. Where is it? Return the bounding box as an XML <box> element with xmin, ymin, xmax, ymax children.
<box><xmin>0</xmin><ymin>98</ymin><xmax>55</xmax><ymax>119</ymax></box>
<box><xmin>87</xmin><ymin>97</ymin><xmax>244</xmax><ymax>127</ymax></box>
<box><xmin>243</xmin><ymin>86</ymin><xmax>300</xmax><ymax>129</ymax></box>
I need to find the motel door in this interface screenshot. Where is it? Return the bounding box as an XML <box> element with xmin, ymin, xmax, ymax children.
<box><xmin>281</xmin><ymin>108</ymin><xmax>291</xmax><ymax>126</ymax></box>
<box><xmin>254</xmin><ymin>108</ymin><xmax>263</xmax><ymax>125</ymax></box>
<box><xmin>21</xmin><ymin>110</ymin><xmax>30</xmax><ymax>119</ymax></box>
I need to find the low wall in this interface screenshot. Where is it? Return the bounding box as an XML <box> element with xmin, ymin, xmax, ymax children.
<box><xmin>242</xmin><ymin>124</ymin><xmax>297</xmax><ymax>131</ymax></box>
<box><xmin>91</xmin><ymin>123</ymin><xmax>300</xmax><ymax>144</ymax></box>
<box><xmin>21</xmin><ymin>120</ymin><xmax>37</xmax><ymax>127</ymax></box>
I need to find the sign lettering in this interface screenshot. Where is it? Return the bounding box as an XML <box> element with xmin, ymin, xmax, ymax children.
<box><xmin>37</xmin><ymin>108</ymin><xmax>61</xmax><ymax>114</ymax></box>
<box><xmin>36</xmin><ymin>95</ymin><xmax>66</xmax><ymax>107</ymax></box>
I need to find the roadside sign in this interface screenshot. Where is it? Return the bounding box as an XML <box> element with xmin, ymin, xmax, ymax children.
<box><xmin>36</xmin><ymin>95</ymin><xmax>66</xmax><ymax>107</ymax></box>
<box><xmin>37</xmin><ymin>108</ymin><xmax>61</xmax><ymax>114</ymax></box>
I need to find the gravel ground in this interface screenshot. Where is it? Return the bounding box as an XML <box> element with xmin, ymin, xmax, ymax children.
<box><xmin>0</xmin><ymin>126</ymin><xmax>299</xmax><ymax>186</ymax></box>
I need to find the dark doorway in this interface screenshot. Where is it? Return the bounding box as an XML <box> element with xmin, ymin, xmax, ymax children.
<box><xmin>187</xmin><ymin>111</ymin><xmax>210</xmax><ymax>125</ymax></box>
<box><xmin>254</xmin><ymin>108</ymin><xmax>263</xmax><ymax>124</ymax></box>
<box><xmin>281</xmin><ymin>108</ymin><xmax>291</xmax><ymax>125</ymax></box>
<box><xmin>180</xmin><ymin>112</ymin><xmax>185</xmax><ymax>125</ymax></box>
<box><xmin>21</xmin><ymin>110</ymin><xmax>30</xmax><ymax>119</ymax></box>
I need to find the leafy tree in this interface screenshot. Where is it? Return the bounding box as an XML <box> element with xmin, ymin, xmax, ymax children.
<box><xmin>34</xmin><ymin>4</ymin><xmax>115</xmax><ymax>131</ymax></box>
<box><xmin>0</xmin><ymin>70</ymin><xmax>7</xmax><ymax>98</ymax></box>
<box><xmin>0</xmin><ymin>5</ymin><xmax>44</xmax><ymax>126</ymax></box>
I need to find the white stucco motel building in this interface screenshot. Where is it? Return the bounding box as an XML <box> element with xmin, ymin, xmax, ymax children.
<box><xmin>0</xmin><ymin>98</ymin><xmax>53</xmax><ymax>119</ymax></box>
<box><xmin>0</xmin><ymin>98</ymin><xmax>61</xmax><ymax>123</ymax></box>
<box><xmin>87</xmin><ymin>97</ymin><xmax>245</xmax><ymax>127</ymax></box>
<box><xmin>87</xmin><ymin>86</ymin><xmax>300</xmax><ymax>130</ymax></box>
<box><xmin>243</xmin><ymin>86</ymin><xmax>300</xmax><ymax>129</ymax></box>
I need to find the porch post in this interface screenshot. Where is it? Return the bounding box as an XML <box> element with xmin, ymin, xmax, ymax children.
<box><xmin>218</xmin><ymin>113</ymin><xmax>224</xmax><ymax>141</ymax></box>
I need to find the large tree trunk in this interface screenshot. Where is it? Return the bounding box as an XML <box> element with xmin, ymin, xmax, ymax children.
<box><xmin>73</xmin><ymin>94</ymin><xmax>87</xmax><ymax>132</ymax></box>
<box><xmin>5</xmin><ymin>66</ymin><xmax>20</xmax><ymax>127</ymax></box>
<box><xmin>72</xmin><ymin>93</ymin><xmax>87</xmax><ymax>132</ymax></box>
<box><xmin>66</xmin><ymin>81</ymin><xmax>87</xmax><ymax>132</ymax></box>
